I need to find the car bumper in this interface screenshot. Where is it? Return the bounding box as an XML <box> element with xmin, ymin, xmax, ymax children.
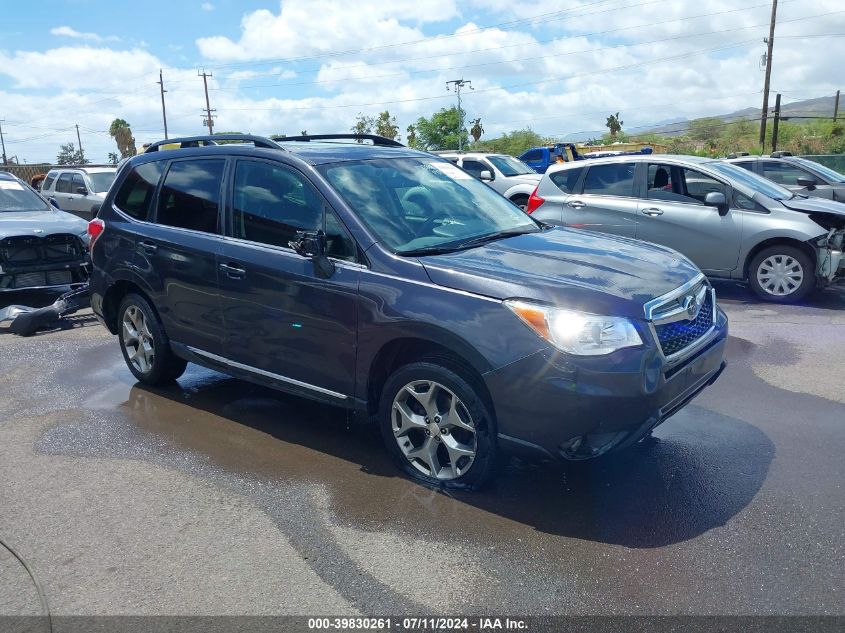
<box><xmin>484</xmin><ymin>308</ymin><xmax>728</xmax><ymax>460</ymax></box>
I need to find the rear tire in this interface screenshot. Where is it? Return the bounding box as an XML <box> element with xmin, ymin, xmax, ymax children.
<box><xmin>379</xmin><ymin>361</ymin><xmax>497</xmax><ymax>490</ymax></box>
<box><xmin>748</xmin><ymin>245</ymin><xmax>815</xmax><ymax>303</ymax></box>
<box><xmin>118</xmin><ymin>293</ymin><xmax>187</xmax><ymax>385</ymax></box>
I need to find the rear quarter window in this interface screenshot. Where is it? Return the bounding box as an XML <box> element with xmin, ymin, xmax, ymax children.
<box><xmin>549</xmin><ymin>167</ymin><xmax>585</xmax><ymax>194</ymax></box>
<box><xmin>114</xmin><ymin>161</ymin><xmax>165</xmax><ymax>221</ymax></box>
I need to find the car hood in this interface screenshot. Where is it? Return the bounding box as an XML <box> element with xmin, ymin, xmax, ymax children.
<box><xmin>778</xmin><ymin>195</ymin><xmax>845</xmax><ymax>216</ymax></box>
<box><xmin>0</xmin><ymin>209</ymin><xmax>88</xmax><ymax>239</ymax></box>
<box><xmin>510</xmin><ymin>173</ymin><xmax>542</xmax><ymax>184</ymax></box>
<box><xmin>419</xmin><ymin>228</ymin><xmax>702</xmax><ymax>320</ymax></box>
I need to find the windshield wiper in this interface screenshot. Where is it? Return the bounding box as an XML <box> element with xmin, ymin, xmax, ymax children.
<box><xmin>399</xmin><ymin>227</ymin><xmax>538</xmax><ymax>257</ymax></box>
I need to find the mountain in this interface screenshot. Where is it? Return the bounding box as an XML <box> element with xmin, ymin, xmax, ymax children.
<box><xmin>640</xmin><ymin>95</ymin><xmax>839</xmax><ymax>137</ymax></box>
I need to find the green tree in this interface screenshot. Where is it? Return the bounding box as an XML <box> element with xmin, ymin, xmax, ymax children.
<box><xmin>56</xmin><ymin>142</ymin><xmax>85</xmax><ymax>165</ymax></box>
<box><xmin>688</xmin><ymin>117</ymin><xmax>724</xmax><ymax>141</ymax></box>
<box><xmin>351</xmin><ymin>113</ymin><xmax>374</xmax><ymax>140</ymax></box>
<box><xmin>109</xmin><ymin>118</ymin><xmax>136</xmax><ymax>159</ymax></box>
<box><xmin>414</xmin><ymin>106</ymin><xmax>467</xmax><ymax>150</ymax></box>
<box><xmin>406</xmin><ymin>124</ymin><xmax>417</xmax><ymax>148</ymax></box>
<box><xmin>107</xmin><ymin>152</ymin><xmax>119</xmax><ymax>165</ymax></box>
<box><xmin>374</xmin><ymin>111</ymin><xmax>399</xmax><ymax>140</ymax></box>
<box><xmin>471</xmin><ymin>128</ymin><xmax>546</xmax><ymax>156</ymax></box>
<box><xmin>605</xmin><ymin>112</ymin><xmax>624</xmax><ymax>138</ymax></box>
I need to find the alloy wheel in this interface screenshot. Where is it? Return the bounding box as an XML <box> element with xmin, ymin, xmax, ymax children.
<box><xmin>391</xmin><ymin>380</ymin><xmax>477</xmax><ymax>481</ymax></box>
<box><xmin>756</xmin><ymin>254</ymin><xmax>804</xmax><ymax>297</ymax></box>
<box><xmin>122</xmin><ymin>305</ymin><xmax>155</xmax><ymax>374</ymax></box>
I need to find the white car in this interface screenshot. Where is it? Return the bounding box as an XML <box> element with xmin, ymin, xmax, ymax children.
<box><xmin>41</xmin><ymin>166</ymin><xmax>116</xmax><ymax>220</ymax></box>
<box><xmin>436</xmin><ymin>151</ymin><xmax>541</xmax><ymax>209</ymax></box>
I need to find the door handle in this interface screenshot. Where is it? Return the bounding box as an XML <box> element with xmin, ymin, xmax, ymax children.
<box><xmin>138</xmin><ymin>240</ymin><xmax>158</xmax><ymax>254</ymax></box>
<box><xmin>567</xmin><ymin>200</ymin><xmax>586</xmax><ymax>209</ymax></box>
<box><xmin>219</xmin><ymin>262</ymin><xmax>246</xmax><ymax>279</ymax></box>
<box><xmin>641</xmin><ymin>207</ymin><xmax>664</xmax><ymax>216</ymax></box>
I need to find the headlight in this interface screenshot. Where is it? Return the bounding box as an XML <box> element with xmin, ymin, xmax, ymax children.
<box><xmin>505</xmin><ymin>299</ymin><xmax>642</xmax><ymax>356</ymax></box>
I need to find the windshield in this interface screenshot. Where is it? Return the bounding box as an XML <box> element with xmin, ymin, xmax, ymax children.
<box><xmin>789</xmin><ymin>157</ymin><xmax>845</xmax><ymax>184</ymax></box>
<box><xmin>487</xmin><ymin>155</ymin><xmax>536</xmax><ymax>177</ymax></box>
<box><xmin>320</xmin><ymin>157</ymin><xmax>539</xmax><ymax>254</ymax></box>
<box><xmin>89</xmin><ymin>171</ymin><xmax>116</xmax><ymax>193</ymax></box>
<box><xmin>708</xmin><ymin>161</ymin><xmax>794</xmax><ymax>200</ymax></box>
<box><xmin>0</xmin><ymin>179</ymin><xmax>51</xmax><ymax>212</ymax></box>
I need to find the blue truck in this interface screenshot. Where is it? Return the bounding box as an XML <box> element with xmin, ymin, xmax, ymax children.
<box><xmin>518</xmin><ymin>143</ymin><xmax>654</xmax><ymax>174</ymax></box>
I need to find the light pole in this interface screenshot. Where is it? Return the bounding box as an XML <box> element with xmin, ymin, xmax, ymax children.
<box><xmin>446</xmin><ymin>79</ymin><xmax>473</xmax><ymax>150</ymax></box>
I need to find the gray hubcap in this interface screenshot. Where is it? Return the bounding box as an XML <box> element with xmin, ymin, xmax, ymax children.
<box><xmin>391</xmin><ymin>380</ymin><xmax>477</xmax><ymax>481</ymax></box>
<box><xmin>757</xmin><ymin>254</ymin><xmax>804</xmax><ymax>296</ymax></box>
<box><xmin>122</xmin><ymin>306</ymin><xmax>155</xmax><ymax>374</ymax></box>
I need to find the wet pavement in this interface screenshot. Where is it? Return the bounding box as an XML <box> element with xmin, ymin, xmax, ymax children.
<box><xmin>0</xmin><ymin>283</ymin><xmax>843</xmax><ymax>617</ymax></box>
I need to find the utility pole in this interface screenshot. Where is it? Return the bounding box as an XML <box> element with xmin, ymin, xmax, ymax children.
<box><xmin>446</xmin><ymin>78</ymin><xmax>473</xmax><ymax>150</ymax></box>
<box><xmin>834</xmin><ymin>90</ymin><xmax>840</xmax><ymax>121</ymax></box>
<box><xmin>157</xmin><ymin>69</ymin><xmax>169</xmax><ymax>139</ymax></box>
<box><xmin>758</xmin><ymin>0</ymin><xmax>778</xmax><ymax>148</ymax></box>
<box><xmin>75</xmin><ymin>123</ymin><xmax>84</xmax><ymax>163</ymax></box>
<box><xmin>199</xmin><ymin>69</ymin><xmax>215</xmax><ymax>135</ymax></box>
<box><xmin>0</xmin><ymin>119</ymin><xmax>7</xmax><ymax>165</ymax></box>
<box><xmin>771</xmin><ymin>93</ymin><xmax>781</xmax><ymax>152</ymax></box>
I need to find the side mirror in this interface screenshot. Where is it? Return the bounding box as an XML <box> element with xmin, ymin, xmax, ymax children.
<box><xmin>704</xmin><ymin>192</ymin><xmax>729</xmax><ymax>216</ymax></box>
<box><xmin>48</xmin><ymin>197</ymin><xmax>60</xmax><ymax>209</ymax></box>
<box><xmin>479</xmin><ymin>170</ymin><xmax>494</xmax><ymax>182</ymax></box>
<box><xmin>289</xmin><ymin>230</ymin><xmax>335</xmax><ymax>278</ymax></box>
<box><xmin>796</xmin><ymin>177</ymin><xmax>817</xmax><ymax>190</ymax></box>
<box><xmin>76</xmin><ymin>186</ymin><xmax>88</xmax><ymax>195</ymax></box>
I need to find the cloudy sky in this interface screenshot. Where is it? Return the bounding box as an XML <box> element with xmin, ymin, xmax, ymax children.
<box><xmin>1</xmin><ymin>0</ymin><xmax>842</xmax><ymax>163</ymax></box>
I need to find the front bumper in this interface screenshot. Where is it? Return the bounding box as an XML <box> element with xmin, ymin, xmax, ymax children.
<box><xmin>484</xmin><ymin>307</ymin><xmax>728</xmax><ymax>460</ymax></box>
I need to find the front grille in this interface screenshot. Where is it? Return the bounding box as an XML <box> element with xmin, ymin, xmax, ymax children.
<box><xmin>14</xmin><ymin>271</ymin><xmax>47</xmax><ymax>288</ymax></box>
<box><xmin>0</xmin><ymin>233</ymin><xmax>84</xmax><ymax>266</ymax></box>
<box><xmin>654</xmin><ymin>292</ymin><xmax>714</xmax><ymax>357</ymax></box>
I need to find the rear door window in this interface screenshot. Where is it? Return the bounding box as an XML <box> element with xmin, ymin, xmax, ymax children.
<box><xmin>549</xmin><ymin>167</ymin><xmax>585</xmax><ymax>194</ymax></box>
<box><xmin>582</xmin><ymin>163</ymin><xmax>636</xmax><ymax>197</ymax></box>
<box><xmin>56</xmin><ymin>173</ymin><xmax>73</xmax><ymax>193</ymax></box>
<box><xmin>114</xmin><ymin>161</ymin><xmax>165</xmax><ymax>221</ymax></box>
<box><xmin>156</xmin><ymin>159</ymin><xmax>225</xmax><ymax>234</ymax></box>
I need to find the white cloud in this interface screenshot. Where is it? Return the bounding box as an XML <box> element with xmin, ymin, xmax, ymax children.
<box><xmin>201</xmin><ymin>2</ymin><xmax>214</xmax><ymax>11</ymax></box>
<box><xmin>50</xmin><ymin>25</ymin><xmax>119</xmax><ymax>42</ymax></box>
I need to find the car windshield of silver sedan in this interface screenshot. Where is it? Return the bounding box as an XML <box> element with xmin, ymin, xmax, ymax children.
<box><xmin>790</xmin><ymin>157</ymin><xmax>845</xmax><ymax>183</ymax></box>
<box><xmin>0</xmin><ymin>180</ymin><xmax>51</xmax><ymax>212</ymax></box>
<box><xmin>487</xmin><ymin>155</ymin><xmax>536</xmax><ymax>177</ymax></box>
<box><xmin>320</xmin><ymin>157</ymin><xmax>540</xmax><ymax>255</ymax></box>
<box><xmin>708</xmin><ymin>160</ymin><xmax>794</xmax><ymax>201</ymax></box>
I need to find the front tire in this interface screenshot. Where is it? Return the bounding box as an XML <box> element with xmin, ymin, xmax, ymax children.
<box><xmin>748</xmin><ymin>246</ymin><xmax>815</xmax><ymax>303</ymax></box>
<box><xmin>379</xmin><ymin>361</ymin><xmax>498</xmax><ymax>490</ymax></box>
<box><xmin>118</xmin><ymin>293</ymin><xmax>187</xmax><ymax>385</ymax></box>
<box><xmin>510</xmin><ymin>194</ymin><xmax>529</xmax><ymax>211</ymax></box>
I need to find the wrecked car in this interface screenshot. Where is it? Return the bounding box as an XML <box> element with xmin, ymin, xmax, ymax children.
<box><xmin>0</xmin><ymin>171</ymin><xmax>89</xmax><ymax>292</ymax></box>
<box><xmin>528</xmin><ymin>155</ymin><xmax>845</xmax><ymax>302</ymax></box>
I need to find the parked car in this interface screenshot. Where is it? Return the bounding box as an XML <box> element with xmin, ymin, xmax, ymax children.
<box><xmin>0</xmin><ymin>171</ymin><xmax>89</xmax><ymax>292</ymax></box>
<box><xmin>435</xmin><ymin>151</ymin><xmax>540</xmax><ymax>209</ymax></box>
<box><xmin>528</xmin><ymin>155</ymin><xmax>845</xmax><ymax>302</ymax></box>
<box><xmin>724</xmin><ymin>152</ymin><xmax>845</xmax><ymax>202</ymax></box>
<box><xmin>41</xmin><ymin>166</ymin><xmax>117</xmax><ymax>220</ymax></box>
<box><xmin>89</xmin><ymin>133</ymin><xmax>727</xmax><ymax>489</ymax></box>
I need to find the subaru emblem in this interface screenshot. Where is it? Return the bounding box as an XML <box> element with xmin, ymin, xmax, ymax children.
<box><xmin>683</xmin><ymin>295</ymin><xmax>700</xmax><ymax>319</ymax></box>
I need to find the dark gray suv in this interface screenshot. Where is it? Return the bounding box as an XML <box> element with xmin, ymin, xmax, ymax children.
<box><xmin>89</xmin><ymin>134</ymin><xmax>727</xmax><ymax>489</ymax></box>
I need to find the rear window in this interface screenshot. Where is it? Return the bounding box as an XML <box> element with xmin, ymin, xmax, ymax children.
<box><xmin>155</xmin><ymin>159</ymin><xmax>224</xmax><ymax>234</ymax></box>
<box><xmin>582</xmin><ymin>163</ymin><xmax>636</xmax><ymax>197</ymax></box>
<box><xmin>114</xmin><ymin>162</ymin><xmax>165</xmax><ymax>220</ymax></box>
<box><xmin>549</xmin><ymin>167</ymin><xmax>585</xmax><ymax>194</ymax></box>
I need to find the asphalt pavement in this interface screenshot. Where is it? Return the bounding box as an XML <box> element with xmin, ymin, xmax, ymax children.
<box><xmin>0</xmin><ymin>282</ymin><xmax>843</xmax><ymax>622</ymax></box>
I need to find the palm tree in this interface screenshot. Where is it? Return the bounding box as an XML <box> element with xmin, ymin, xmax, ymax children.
<box><xmin>606</xmin><ymin>112</ymin><xmax>624</xmax><ymax>139</ymax></box>
<box><xmin>109</xmin><ymin>119</ymin><xmax>136</xmax><ymax>158</ymax></box>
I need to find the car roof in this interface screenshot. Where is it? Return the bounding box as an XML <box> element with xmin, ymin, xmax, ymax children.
<box><xmin>546</xmin><ymin>154</ymin><xmax>711</xmax><ymax>173</ymax></box>
<box><xmin>436</xmin><ymin>151</ymin><xmax>506</xmax><ymax>158</ymax></box>
<box><xmin>0</xmin><ymin>171</ymin><xmax>16</xmax><ymax>180</ymax></box>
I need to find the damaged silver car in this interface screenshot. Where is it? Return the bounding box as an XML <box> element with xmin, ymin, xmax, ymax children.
<box><xmin>0</xmin><ymin>171</ymin><xmax>89</xmax><ymax>292</ymax></box>
<box><xmin>530</xmin><ymin>155</ymin><xmax>845</xmax><ymax>302</ymax></box>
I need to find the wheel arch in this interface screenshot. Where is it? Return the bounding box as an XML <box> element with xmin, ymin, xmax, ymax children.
<box><xmin>101</xmin><ymin>275</ymin><xmax>158</xmax><ymax>334</ymax></box>
<box><xmin>742</xmin><ymin>236</ymin><xmax>818</xmax><ymax>281</ymax></box>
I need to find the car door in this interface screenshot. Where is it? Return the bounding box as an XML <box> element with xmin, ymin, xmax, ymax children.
<box><xmin>531</xmin><ymin>166</ymin><xmax>586</xmax><ymax>226</ymax></box>
<box><xmin>130</xmin><ymin>157</ymin><xmax>227</xmax><ymax>355</ymax></box>
<box><xmin>561</xmin><ymin>162</ymin><xmax>639</xmax><ymax>237</ymax></box>
<box><xmin>217</xmin><ymin>157</ymin><xmax>360</xmax><ymax>400</ymax></box>
<box><xmin>69</xmin><ymin>173</ymin><xmax>89</xmax><ymax>217</ymax></box>
<box><xmin>635</xmin><ymin>162</ymin><xmax>742</xmax><ymax>273</ymax></box>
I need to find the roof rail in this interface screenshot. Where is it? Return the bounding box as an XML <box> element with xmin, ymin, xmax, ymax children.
<box><xmin>272</xmin><ymin>133</ymin><xmax>404</xmax><ymax>147</ymax></box>
<box><xmin>145</xmin><ymin>134</ymin><xmax>284</xmax><ymax>153</ymax></box>
<box><xmin>770</xmin><ymin>150</ymin><xmax>793</xmax><ymax>158</ymax></box>
<box><xmin>726</xmin><ymin>152</ymin><xmax>751</xmax><ymax>159</ymax></box>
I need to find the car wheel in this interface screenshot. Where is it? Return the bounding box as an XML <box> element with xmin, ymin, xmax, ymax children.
<box><xmin>118</xmin><ymin>293</ymin><xmax>187</xmax><ymax>385</ymax></box>
<box><xmin>510</xmin><ymin>194</ymin><xmax>529</xmax><ymax>211</ymax></box>
<box><xmin>379</xmin><ymin>361</ymin><xmax>498</xmax><ymax>490</ymax></box>
<box><xmin>748</xmin><ymin>246</ymin><xmax>815</xmax><ymax>303</ymax></box>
